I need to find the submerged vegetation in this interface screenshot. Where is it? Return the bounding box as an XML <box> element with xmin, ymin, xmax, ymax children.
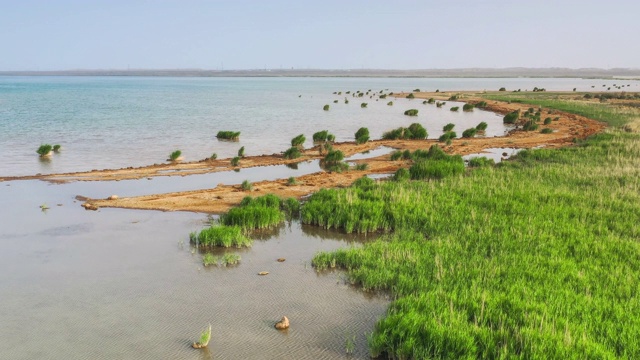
<box><xmin>168</xmin><ymin>150</ymin><xmax>182</xmax><ymax>161</ymax></box>
<box><xmin>307</xmin><ymin>96</ymin><xmax>640</xmax><ymax>358</ymax></box>
<box><xmin>216</xmin><ymin>131</ymin><xmax>241</xmax><ymax>140</ymax></box>
<box><xmin>36</xmin><ymin>144</ymin><xmax>52</xmax><ymax>156</ymax></box>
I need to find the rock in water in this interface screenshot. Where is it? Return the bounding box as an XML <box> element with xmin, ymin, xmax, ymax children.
<box><xmin>258</xmin><ymin>271</ymin><xmax>269</xmax><ymax>276</ymax></box>
<box><xmin>277</xmin><ymin>258</ymin><xmax>286</xmax><ymax>262</ymax></box>
<box><xmin>275</xmin><ymin>316</ymin><xmax>289</xmax><ymax>330</ymax></box>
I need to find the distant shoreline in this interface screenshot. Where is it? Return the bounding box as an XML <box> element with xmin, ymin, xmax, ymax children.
<box><xmin>1</xmin><ymin>68</ymin><xmax>640</xmax><ymax>79</ymax></box>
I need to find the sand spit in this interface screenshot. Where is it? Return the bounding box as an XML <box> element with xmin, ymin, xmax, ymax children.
<box><xmin>3</xmin><ymin>95</ymin><xmax>605</xmax><ymax>213</ymax></box>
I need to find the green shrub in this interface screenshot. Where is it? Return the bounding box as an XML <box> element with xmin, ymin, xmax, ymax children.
<box><xmin>523</xmin><ymin>120</ymin><xmax>539</xmax><ymax>131</ymax></box>
<box><xmin>408</xmin><ymin>123</ymin><xmax>427</xmax><ymax>139</ymax></box>
<box><xmin>438</xmin><ymin>131</ymin><xmax>457</xmax><ymax>142</ymax></box>
<box><xmin>361</xmin><ymin>103</ymin><xmax>368</xmax><ymax>108</ymax></box>
<box><xmin>428</xmin><ymin>98</ymin><xmax>435</xmax><ymax>104</ymax></box>
<box><xmin>393</xmin><ymin>168</ymin><xmax>410</xmax><ymax>181</ymax></box>
<box><xmin>241</xmin><ymin>180</ymin><xmax>252</xmax><ymax>191</ymax></box>
<box><xmin>313</xmin><ymin>130</ymin><xmax>330</xmax><ymax>142</ymax></box>
<box><xmin>210</xmin><ymin>153</ymin><xmax>217</xmax><ymax>160</ymax></box>
<box><xmin>461</xmin><ymin>128</ymin><xmax>477</xmax><ymax>138</ymax></box>
<box><xmin>413</xmin><ymin>88</ymin><xmax>420</xmax><ymax>92</ymax></box>
<box><xmin>406</xmin><ymin>93</ymin><xmax>415</xmax><ymax>99</ymax></box>
<box><xmin>291</xmin><ymin>134</ymin><xmax>306</xmax><ymax>148</ymax></box>
<box><xmin>36</xmin><ymin>144</ymin><xmax>52</xmax><ymax>156</ymax></box>
<box><xmin>333</xmin><ymin>100</ymin><xmax>338</xmax><ymax>103</ymax></box>
<box><xmin>443</xmin><ymin>123</ymin><xmax>455</xmax><ymax>132</ymax></box>
<box><xmin>450</xmin><ymin>106</ymin><xmax>460</xmax><ymax>112</ymax></box>
<box><xmin>324</xmin><ymin>149</ymin><xmax>344</xmax><ymax>164</ymax></box>
<box><xmin>169</xmin><ymin>150</ymin><xmax>182</xmax><ymax>161</ymax></box>
<box><xmin>52</xmin><ymin>144</ymin><xmax>61</xmax><ymax>152</ymax></box>
<box><xmin>323</xmin><ymin>104</ymin><xmax>330</xmax><ymax>111</ymax></box>
<box><xmin>383</xmin><ymin>128</ymin><xmax>409</xmax><ymax>140</ymax></box>
<box><xmin>283</xmin><ymin>146</ymin><xmax>301</xmax><ymax>159</ymax></box>
<box><xmin>352</xmin><ymin>176</ymin><xmax>376</xmax><ymax>190</ymax></box>
<box><xmin>327</xmin><ymin>134</ymin><xmax>335</xmax><ymax>142</ymax></box>
<box><xmin>345</xmin><ymin>99</ymin><xmax>349</xmax><ymax>104</ymax></box>
<box><xmin>468</xmin><ymin>156</ymin><xmax>495</xmax><ymax>167</ymax></box>
<box><xmin>404</xmin><ymin>109</ymin><xmax>419</xmax><ymax>116</ymax></box>
<box><xmin>355</xmin><ymin>127</ymin><xmax>370</xmax><ymax>144</ymax></box>
<box><xmin>449</xmin><ymin>95</ymin><xmax>459</xmax><ymax>101</ymax></box>
<box><xmin>426</xmin><ymin>144</ymin><xmax>449</xmax><ymax>160</ymax></box>
<box><xmin>238</xmin><ymin>146</ymin><xmax>245</xmax><ymax>158</ymax></box>
<box><xmin>191</xmin><ymin>225</ymin><xmax>251</xmax><ymax>248</ymax></box>
<box><xmin>409</xmin><ymin>157</ymin><xmax>465</xmax><ymax>180</ymax></box>
<box><xmin>287</xmin><ymin>176</ymin><xmax>297</xmax><ymax>186</ymax></box>
<box><xmin>544</xmin><ymin>117</ymin><xmax>552</xmax><ymax>125</ymax></box>
<box><xmin>231</xmin><ymin>156</ymin><xmax>240</xmax><ymax>166</ymax></box>
<box><xmin>475</xmin><ymin>122</ymin><xmax>488</xmax><ymax>131</ymax></box>
<box><xmin>462</xmin><ymin>103</ymin><xmax>474</xmax><ymax>111</ymax></box>
<box><xmin>475</xmin><ymin>101</ymin><xmax>488</xmax><ymax>108</ymax></box>
<box><xmin>503</xmin><ymin>111</ymin><xmax>519</xmax><ymax>124</ymax></box>
<box><xmin>216</xmin><ymin>131</ymin><xmax>241</xmax><ymax>140</ymax></box>
<box><xmin>380</xmin><ymin>94</ymin><xmax>387</xmax><ymax>99</ymax></box>
<box><xmin>390</xmin><ymin>151</ymin><xmax>403</xmax><ymax>161</ymax></box>
<box><xmin>540</xmin><ymin>128</ymin><xmax>554</xmax><ymax>134</ymax></box>
<box><xmin>387</xmin><ymin>101</ymin><xmax>393</xmax><ymax>106</ymax></box>
<box><xmin>499</xmin><ymin>87</ymin><xmax>506</xmax><ymax>91</ymax></box>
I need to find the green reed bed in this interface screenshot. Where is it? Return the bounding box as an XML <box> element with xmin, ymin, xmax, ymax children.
<box><xmin>221</xmin><ymin>194</ymin><xmax>285</xmax><ymax>230</ymax></box>
<box><xmin>308</xmin><ymin>124</ymin><xmax>640</xmax><ymax>358</ymax></box>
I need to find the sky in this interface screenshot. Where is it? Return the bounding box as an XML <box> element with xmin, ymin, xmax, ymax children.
<box><xmin>1</xmin><ymin>0</ymin><xmax>639</xmax><ymax>71</ymax></box>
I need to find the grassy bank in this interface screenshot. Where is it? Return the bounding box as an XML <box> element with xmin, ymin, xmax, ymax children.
<box><xmin>309</xmin><ymin>97</ymin><xmax>640</xmax><ymax>358</ymax></box>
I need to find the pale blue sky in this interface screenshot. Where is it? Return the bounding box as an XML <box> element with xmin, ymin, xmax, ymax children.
<box><xmin>1</xmin><ymin>0</ymin><xmax>638</xmax><ymax>71</ymax></box>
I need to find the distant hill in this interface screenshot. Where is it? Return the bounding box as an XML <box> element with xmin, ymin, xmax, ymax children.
<box><xmin>1</xmin><ymin>68</ymin><xmax>640</xmax><ymax>78</ymax></box>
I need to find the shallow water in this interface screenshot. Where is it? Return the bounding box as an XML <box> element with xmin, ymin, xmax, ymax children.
<box><xmin>3</xmin><ymin>76</ymin><xmax>634</xmax><ymax>177</ymax></box>
<box><xmin>0</xmin><ymin>180</ymin><xmax>388</xmax><ymax>359</ymax></box>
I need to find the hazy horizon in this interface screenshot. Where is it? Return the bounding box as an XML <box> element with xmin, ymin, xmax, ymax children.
<box><xmin>1</xmin><ymin>0</ymin><xmax>639</xmax><ymax>71</ymax></box>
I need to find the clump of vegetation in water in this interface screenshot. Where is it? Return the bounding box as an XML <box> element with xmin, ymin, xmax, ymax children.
<box><xmin>52</xmin><ymin>144</ymin><xmax>61</xmax><ymax>152</ymax></box>
<box><xmin>305</xmin><ymin>97</ymin><xmax>640</xmax><ymax>358</ymax></box>
<box><xmin>283</xmin><ymin>146</ymin><xmax>301</xmax><ymax>159</ymax></box>
<box><xmin>216</xmin><ymin>131</ymin><xmax>241</xmax><ymax>140</ymax></box>
<box><xmin>230</xmin><ymin>156</ymin><xmax>240</xmax><ymax>166</ymax></box>
<box><xmin>404</xmin><ymin>109</ymin><xmax>419</xmax><ymax>116</ymax></box>
<box><xmin>540</xmin><ymin>128</ymin><xmax>554</xmax><ymax>134</ymax></box>
<box><xmin>168</xmin><ymin>150</ymin><xmax>182</xmax><ymax>161</ymax></box>
<box><xmin>323</xmin><ymin>104</ymin><xmax>330</xmax><ymax>111</ymax></box>
<box><xmin>36</xmin><ymin>144</ymin><xmax>52</xmax><ymax>157</ymax></box>
<box><xmin>467</xmin><ymin>156</ymin><xmax>495</xmax><ymax>167</ymax></box>
<box><xmin>503</xmin><ymin>110</ymin><xmax>520</xmax><ymax>124</ymax></box>
<box><xmin>220</xmin><ymin>194</ymin><xmax>292</xmax><ymax>230</ymax></box>
<box><xmin>387</xmin><ymin>101</ymin><xmax>393</xmax><ymax>106</ymax></box>
<box><xmin>380</xmin><ymin>94</ymin><xmax>387</xmax><ymax>99</ymax></box>
<box><xmin>499</xmin><ymin>86</ymin><xmax>506</xmax><ymax>91</ymax></box>
<box><xmin>462</xmin><ymin>103</ymin><xmax>474</xmax><ymax>111</ymax></box>
<box><xmin>344</xmin><ymin>99</ymin><xmax>349</xmax><ymax>104</ymax></box>
<box><xmin>382</xmin><ymin>123</ymin><xmax>427</xmax><ymax>140</ymax></box>
<box><xmin>443</xmin><ymin>123</ymin><xmax>455</xmax><ymax>132</ymax></box>
<box><xmin>313</xmin><ymin>130</ymin><xmax>334</xmax><ymax>143</ymax></box>
<box><xmin>241</xmin><ymin>180</ymin><xmax>252</xmax><ymax>191</ymax></box>
<box><xmin>438</xmin><ymin>131</ymin><xmax>457</xmax><ymax>142</ymax></box>
<box><xmin>406</xmin><ymin>93</ymin><xmax>415</xmax><ymax>99</ymax></box>
<box><xmin>355</xmin><ymin>127</ymin><xmax>370</xmax><ymax>144</ymax></box>
<box><xmin>428</xmin><ymin>98</ymin><xmax>435</xmax><ymax>104</ymax></box>
<box><xmin>361</xmin><ymin>103</ymin><xmax>368</xmax><ymax>108</ymax></box>
<box><xmin>192</xmin><ymin>324</ymin><xmax>212</xmax><ymax>349</ymax></box>
<box><xmin>321</xmin><ymin>149</ymin><xmax>349</xmax><ymax>173</ymax></box>
<box><xmin>202</xmin><ymin>253</ymin><xmax>217</xmax><ymax>267</ymax></box>
<box><xmin>475</xmin><ymin>122</ymin><xmax>488</xmax><ymax>131</ymax></box>
<box><xmin>190</xmin><ymin>225</ymin><xmax>251</xmax><ymax>248</ymax></box>
<box><xmin>462</xmin><ymin>128</ymin><xmax>478</xmax><ymax>138</ymax></box>
<box><xmin>450</xmin><ymin>106</ymin><xmax>460</xmax><ymax>112</ymax></box>
<box><xmin>238</xmin><ymin>146</ymin><xmax>245</xmax><ymax>157</ymax></box>
<box><xmin>291</xmin><ymin>134</ymin><xmax>306</xmax><ymax>148</ymax></box>
<box><xmin>209</xmin><ymin>153</ymin><xmax>217</xmax><ymax>160</ymax></box>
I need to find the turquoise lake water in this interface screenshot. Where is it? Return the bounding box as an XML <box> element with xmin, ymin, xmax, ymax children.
<box><xmin>2</xmin><ymin>76</ymin><xmax>636</xmax><ymax>176</ymax></box>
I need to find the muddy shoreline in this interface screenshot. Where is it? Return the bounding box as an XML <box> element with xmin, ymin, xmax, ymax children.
<box><xmin>2</xmin><ymin>94</ymin><xmax>606</xmax><ymax>213</ymax></box>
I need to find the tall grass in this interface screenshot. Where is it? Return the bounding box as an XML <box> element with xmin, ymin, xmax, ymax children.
<box><xmin>190</xmin><ymin>225</ymin><xmax>251</xmax><ymax>248</ymax></box>
<box><xmin>221</xmin><ymin>194</ymin><xmax>286</xmax><ymax>230</ymax></box>
<box><xmin>308</xmin><ymin>119</ymin><xmax>640</xmax><ymax>358</ymax></box>
<box><xmin>169</xmin><ymin>150</ymin><xmax>182</xmax><ymax>161</ymax></box>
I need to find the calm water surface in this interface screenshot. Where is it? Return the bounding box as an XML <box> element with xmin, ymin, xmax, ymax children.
<box><xmin>3</xmin><ymin>76</ymin><xmax>636</xmax><ymax>177</ymax></box>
